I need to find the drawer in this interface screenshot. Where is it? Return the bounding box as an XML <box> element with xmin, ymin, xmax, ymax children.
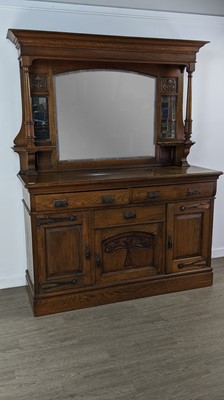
<box><xmin>94</xmin><ymin>204</ymin><xmax>165</xmax><ymax>228</ymax></box>
<box><xmin>131</xmin><ymin>182</ymin><xmax>215</xmax><ymax>204</ymax></box>
<box><xmin>35</xmin><ymin>189</ymin><xmax>129</xmax><ymax>212</ymax></box>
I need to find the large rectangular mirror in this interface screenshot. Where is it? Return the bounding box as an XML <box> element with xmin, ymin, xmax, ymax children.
<box><xmin>54</xmin><ymin>70</ymin><xmax>156</xmax><ymax>161</ymax></box>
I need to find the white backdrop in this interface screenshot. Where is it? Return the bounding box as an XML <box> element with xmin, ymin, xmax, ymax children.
<box><xmin>0</xmin><ymin>0</ymin><xmax>223</xmax><ymax>288</ymax></box>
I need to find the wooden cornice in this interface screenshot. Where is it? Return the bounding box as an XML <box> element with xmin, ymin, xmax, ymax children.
<box><xmin>7</xmin><ymin>29</ymin><xmax>208</xmax><ymax>67</ymax></box>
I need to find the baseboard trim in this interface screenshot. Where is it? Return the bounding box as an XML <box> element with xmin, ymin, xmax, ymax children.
<box><xmin>0</xmin><ymin>276</ymin><xmax>26</xmax><ymax>290</ymax></box>
<box><xmin>212</xmin><ymin>248</ymin><xmax>224</xmax><ymax>258</ymax></box>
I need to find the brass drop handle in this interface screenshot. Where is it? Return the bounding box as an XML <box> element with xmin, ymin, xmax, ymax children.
<box><xmin>101</xmin><ymin>195</ymin><xmax>115</xmax><ymax>204</ymax></box>
<box><xmin>147</xmin><ymin>191</ymin><xmax>161</xmax><ymax>200</ymax></box>
<box><xmin>180</xmin><ymin>203</ymin><xmax>210</xmax><ymax>212</ymax></box>
<box><xmin>178</xmin><ymin>260</ymin><xmax>206</xmax><ymax>269</ymax></box>
<box><xmin>123</xmin><ymin>211</ymin><xmax>136</xmax><ymax>219</ymax></box>
<box><xmin>53</xmin><ymin>198</ymin><xmax>68</xmax><ymax>208</ymax></box>
<box><xmin>187</xmin><ymin>188</ymin><xmax>200</xmax><ymax>197</ymax></box>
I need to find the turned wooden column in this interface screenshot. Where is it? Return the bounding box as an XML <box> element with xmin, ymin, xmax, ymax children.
<box><xmin>180</xmin><ymin>63</ymin><xmax>196</xmax><ymax>166</ymax></box>
<box><xmin>20</xmin><ymin>57</ymin><xmax>36</xmax><ymax>174</ymax></box>
<box><xmin>184</xmin><ymin>63</ymin><xmax>195</xmax><ymax>143</ymax></box>
<box><xmin>22</xmin><ymin>65</ymin><xmax>35</xmax><ymax>147</ymax></box>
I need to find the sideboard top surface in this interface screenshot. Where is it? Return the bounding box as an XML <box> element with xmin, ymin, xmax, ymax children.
<box><xmin>19</xmin><ymin>165</ymin><xmax>222</xmax><ymax>193</ymax></box>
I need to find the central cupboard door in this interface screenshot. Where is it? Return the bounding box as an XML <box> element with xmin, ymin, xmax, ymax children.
<box><xmin>94</xmin><ymin>205</ymin><xmax>165</xmax><ymax>285</ymax></box>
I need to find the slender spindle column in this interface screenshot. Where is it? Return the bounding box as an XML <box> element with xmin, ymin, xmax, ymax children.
<box><xmin>184</xmin><ymin>66</ymin><xmax>194</xmax><ymax>142</ymax></box>
<box><xmin>21</xmin><ymin>62</ymin><xmax>36</xmax><ymax>173</ymax></box>
<box><xmin>22</xmin><ymin>65</ymin><xmax>35</xmax><ymax>148</ymax></box>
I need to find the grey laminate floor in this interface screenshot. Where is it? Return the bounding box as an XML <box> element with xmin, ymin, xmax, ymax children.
<box><xmin>1</xmin><ymin>258</ymin><xmax>224</xmax><ymax>400</ymax></box>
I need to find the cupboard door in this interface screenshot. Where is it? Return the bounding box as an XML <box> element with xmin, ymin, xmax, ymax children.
<box><xmin>95</xmin><ymin>222</ymin><xmax>164</xmax><ymax>285</ymax></box>
<box><xmin>35</xmin><ymin>211</ymin><xmax>92</xmax><ymax>292</ymax></box>
<box><xmin>166</xmin><ymin>200</ymin><xmax>212</xmax><ymax>273</ymax></box>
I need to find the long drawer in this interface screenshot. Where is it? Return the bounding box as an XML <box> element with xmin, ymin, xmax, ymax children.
<box><xmin>94</xmin><ymin>204</ymin><xmax>165</xmax><ymax>228</ymax></box>
<box><xmin>131</xmin><ymin>182</ymin><xmax>215</xmax><ymax>204</ymax></box>
<box><xmin>35</xmin><ymin>189</ymin><xmax>129</xmax><ymax>212</ymax></box>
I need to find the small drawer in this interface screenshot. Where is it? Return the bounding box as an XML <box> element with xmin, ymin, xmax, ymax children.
<box><xmin>94</xmin><ymin>204</ymin><xmax>165</xmax><ymax>228</ymax></box>
<box><xmin>131</xmin><ymin>182</ymin><xmax>215</xmax><ymax>203</ymax></box>
<box><xmin>35</xmin><ymin>189</ymin><xmax>129</xmax><ymax>212</ymax></box>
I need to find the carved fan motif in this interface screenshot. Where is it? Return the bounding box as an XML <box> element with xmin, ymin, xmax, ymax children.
<box><xmin>161</xmin><ymin>77</ymin><xmax>178</xmax><ymax>93</ymax></box>
<box><xmin>104</xmin><ymin>231</ymin><xmax>154</xmax><ymax>269</ymax></box>
<box><xmin>30</xmin><ymin>74</ymin><xmax>48</xmax><ymax>91</ymax></box>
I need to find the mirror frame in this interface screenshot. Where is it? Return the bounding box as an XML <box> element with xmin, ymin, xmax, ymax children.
<box><xmin>54</xmin><ymin>69</ymin><xmax>157</xmax><ymax>162</ymax></box>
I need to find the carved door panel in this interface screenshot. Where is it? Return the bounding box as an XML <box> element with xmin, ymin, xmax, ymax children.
<box><xmin>95</xmin><ymin>223</ymin><xmax>164</xmax><ymax>285</ymax></box>
<box><xmin>166</xmin><ymin>200</ymin><xmax>212</xmax><ymax>273</ymax></box>
<box><xmin>35</xmin><ymin>211</ymin><xmax>92</xmax><ymax>292</ymax></box>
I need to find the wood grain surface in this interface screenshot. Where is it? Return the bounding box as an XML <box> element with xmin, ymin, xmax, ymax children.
<box><xmin>0</xmin><ymin>258</ymin><xmax>223</xmax><ymax>400</ymax></box>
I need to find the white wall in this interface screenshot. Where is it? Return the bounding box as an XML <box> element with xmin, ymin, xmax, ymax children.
<box><xmin>0</xmin><ymin>0</ymin><xmax>223</xmax><ymax>289</ymax></box>
<box><xmin>34</xmin><ymin>0</ymin><xmax>224</xmax><ymax>17</ymax></box>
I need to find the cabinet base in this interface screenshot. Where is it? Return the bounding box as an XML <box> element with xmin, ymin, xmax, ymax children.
<box><xmin>26</xmin><ymin>270</ymin><xmax>213</xmax><ymax>317</ymax></box>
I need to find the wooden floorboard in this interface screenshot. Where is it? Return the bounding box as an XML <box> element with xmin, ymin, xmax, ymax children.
<box><xmin>0</xmin><ymin>258</ymin><xmax>224</xmax><ymax>400</ymax></box>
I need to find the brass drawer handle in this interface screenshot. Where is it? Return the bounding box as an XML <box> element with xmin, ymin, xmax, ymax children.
<box><xmin>123</xmin><ymin>211</ymin><xmax>136</xmax><ymax>219</ymax></box>
<box><xmin>147</xmin><ymin>191</ymin><xmax>161</xmax><ymax>200</ymax></box>
<box><xmin>187</xmin><ymin>188</ymin><xmax>200</xmax><ymax>197</ymax></box>
<box><xmin>101</xmin><ymin>195</ymin><xmax>115</xmax><ymax>204</ymax></box>
<box><xmin>53</xmin><ymin>198</ymin><xmax>68</xmax><ymax>208</ymax></box>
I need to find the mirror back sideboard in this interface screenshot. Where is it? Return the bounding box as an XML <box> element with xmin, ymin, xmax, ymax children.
<box><xmin>7</xmin><ymin>29</ymin><xmax>222</xmax><ymax>316</ymax></box>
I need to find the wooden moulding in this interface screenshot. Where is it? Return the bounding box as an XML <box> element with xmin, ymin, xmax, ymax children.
<box><xmin>26</xmin><ymin>269</ymin><xmax>213</xmax><ymax>317</ymax></box>
<box><xmin>7</xmin><ymin>29</ymin><xmax>208</xmax><ymax>66</ymax></box>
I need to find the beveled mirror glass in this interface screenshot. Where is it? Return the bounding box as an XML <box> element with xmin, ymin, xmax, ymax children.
<box><xmin>54</xmin><ymin>70</ymin><xmax>156</xmax><ymax>161</ymax></box>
